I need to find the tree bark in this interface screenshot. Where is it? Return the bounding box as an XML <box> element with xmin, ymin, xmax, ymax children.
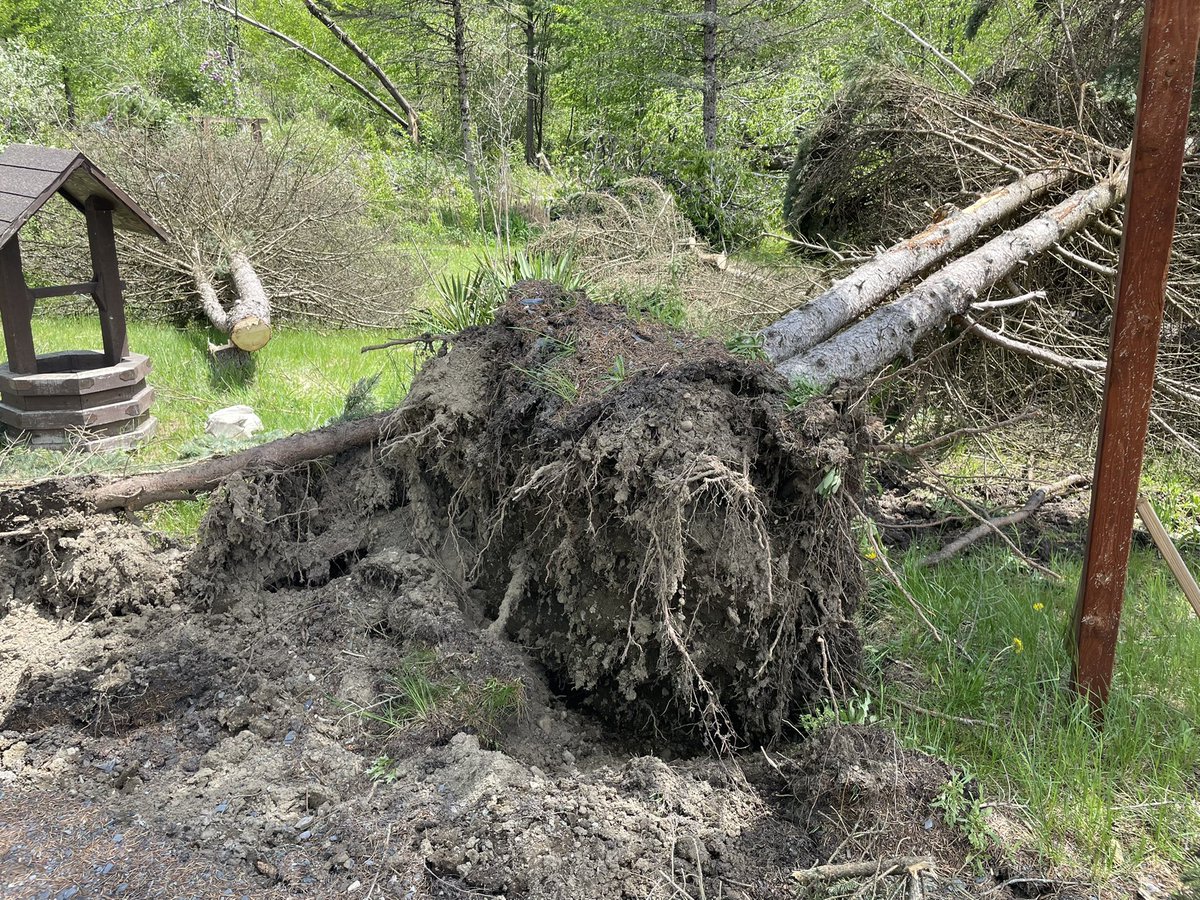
<box><xmin>303</xmin><ymin>0</ymin><xmax>420</xmax><ymax>144</ymax></box>
<box><xmin>776</xmin><ymin>161</ymin><xmax>1128</xmax><ymax>390</ymax></box>
<box><xmin>91</xmin><ymin>411</ymin><xmax>390</xmax><ymax>512</ymax></box>
<box><xmin>524</xmin><ymin>0</ymin><xmax>540</xmax><ymax>165</ymax></box>
<box><xmin>193</xmin><ymin>261</ymin><xmax>228</xmax><ymax>334</ymax></box>
<box><xmin>701</xmin><ymin>0</ymin><xmax>719</xmax><ymax>152</ymax></box>
<box><xmin>761</xmin><ymin>166</ymin><xmax>1073</xmax><ymax>361</ymax></box>
<box><xmin>203</xmin><ymin>0</ymin><xmax>413</xmax><ymax>134</ymax></box>
<box><xmin>226</xmin><ymin>251</ymin><xmax>273</xmax><ymax>352</ymax></box>
<box><xmin>451</xmin><ymin>0</ymin><xmax>482</xmax><ymax>207</ymax></box>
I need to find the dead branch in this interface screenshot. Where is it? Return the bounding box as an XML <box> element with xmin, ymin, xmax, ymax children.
<box><xmin>877</xmin><ymin>410</ymin><xmax>1039</xmax><ymax>456</ymax></box>
<box><xmin>303</xmin><ymin>0</ymin><xmax>420</xmax><ymax>143</ymax></box>
<box><xmin>792</xmin><ymin>857</ymin><xmax>933</xmax><ymax>883</ymax></box>
<box><xmin>85</xmin><ymin>410</ymin><xmax>391</xmax><ymax>512</ymax></box>
<box><xmin>362</xmin><ymin>333</ymin><xmax>455</xmax><ymax>354</ymax></box>
<box><xmin>202</xmin><ymin>0</ymin><xmax>412</xmax><ymax>133</ymax></box>
<box><xmin>921</xmin><ymin>474</ymin><xmax>1090</xmax><ymax>567</ymax></box>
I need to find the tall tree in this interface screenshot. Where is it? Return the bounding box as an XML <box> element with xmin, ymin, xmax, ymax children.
<box><xmin>700</xmin><ymin>0</ymin><xmax>718</xmax><ymax>151</ymax></box>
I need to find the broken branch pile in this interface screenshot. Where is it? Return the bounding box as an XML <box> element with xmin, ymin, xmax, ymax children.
<box><xmin>769</xmin><ymin>72</ymin><xmax>1200</xmax><ymax>451</ymax></box>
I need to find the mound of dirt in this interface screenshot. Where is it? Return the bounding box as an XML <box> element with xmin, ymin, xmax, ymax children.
<box><xmin>379</xmin><ymin>282</ymin><xmax>865</xmax><ymax>746</ymax></box>
<box><xmin>180</xmin><ymin>282</ymin><xmax>864</xmax><ymax>747</ymax></box>
<box><xmin>0</xmin><ymin>522</ymin><xmax>992</xmax><ymax>898</ymax></box>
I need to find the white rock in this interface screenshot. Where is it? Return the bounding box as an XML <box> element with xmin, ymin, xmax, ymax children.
<box><xmin>205</xmin><ymin>405</ymin><xmax>263</xmax><ymax>439</ymax></box>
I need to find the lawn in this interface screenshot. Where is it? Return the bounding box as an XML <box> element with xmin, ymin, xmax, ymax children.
<box><xmin>865</xmin><ymin>543</ymin><xmax>1200</xmax><ymax>879</ymax></box>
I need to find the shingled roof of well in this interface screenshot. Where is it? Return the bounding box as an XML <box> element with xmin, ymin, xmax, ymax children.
<box><xmin>0</xmin><ymin>144</ymin><xmax>166</xmax><ymax>248</ymax></box>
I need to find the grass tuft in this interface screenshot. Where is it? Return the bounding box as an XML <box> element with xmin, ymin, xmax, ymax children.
<box><xmin>866</xmin><ymin>545</ymin><xmax>1200</xmax><ymax>878</ymax></box>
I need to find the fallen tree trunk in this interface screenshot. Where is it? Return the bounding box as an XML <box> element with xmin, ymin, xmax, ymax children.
<box><xmin>0</xmin><ymin>411</ymin><xmax>393</xmax><ymax>526</ymax></box>
<box><xmin>225</xmin><ymin>251</ymin><xmax>273</xmax><ymax>352</ymax></box>
<box><xmin>762</xmin><ymin>165</ymin><xmax>1073</xmax><ymax>362</ymax></box>
<box><xmin>90</xmin><ymin>411</ymin><xmax>386</xmax><ymax>512</ymax></box>
<box><xmin>777</xmin><ymin>160</ymin><xmax>1128</xmax><ymax>389</ymax></box>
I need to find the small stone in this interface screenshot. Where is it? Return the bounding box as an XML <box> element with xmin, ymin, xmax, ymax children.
<box><xmin>294</xmin><ymin>815</ymin><xmax>314</xmax><ymax>830</ymax></box>
<box><xmin>112</xmin><ymin>834</ymin><xmax>123</xmax><ymax>844</ymax></box>
<box><xmin>680</xmin><ymin>419</ymin><xmax>694</xmax><ymax>431</ymax></box>
<box><xmin>297</xmin><ymin>831</ymin><xmax>312</xmax><ymax>842</ymax></box>
<box><xmin>347</xmin><ymin>881</ymin><xmax>363</xmax><ymax>893</ymax></box>
<box><xmin>283</xmin><ymin>731</ymin><xmax>297</xmax><ymax>745</ymax></box>
<box><xmin>562</xmin><ymin>750</ymin><xmax>575</xmax><ymax>765</ymax></box>
<box><xmin>255</xmin><ymin>860</ymin><xmax>276</xmax><ymax>877</ymax></box>
<box><xmin>170</xmin><ymin>603</ymin><xmax>182</xmax><ymax>612</ymax></box>
<box><xmin>537</xmin><ymin>715</ymin><xmax>553</xmax><ymax>735</ymax></box>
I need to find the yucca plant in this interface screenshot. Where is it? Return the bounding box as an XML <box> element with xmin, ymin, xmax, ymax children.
<box><xmin>423</xmin><ymin>269</ymin><xmax>501</xmax><ymax>332</ymax></box>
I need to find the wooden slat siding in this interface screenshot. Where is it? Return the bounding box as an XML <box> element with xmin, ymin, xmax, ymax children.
<box><xmin>0</xmin><ymin>384</ymin><xmax>154</xmax><ymax>429</ymax></box>
<box><xmin>0</xmin><ymin>237</ymin><xmax>35</xmax><ymax>374</ymax></box>
<box><xmin>1073</xmin><ymin>0</ymin><xmax>1200</xmax><ymax>710</ymax></box>
<box><xmin>0</xmin><ymin>352</ymin><xmax>152</xmax><ymax>396</ymax></box>
<box><xmin>84</xmin><ymin>196</ymin><xmax>129</xmax><ymax>365</ymax></box>
<box><xmin>2</xmin><ymin>379</ymin><xmax>146</xmax><ymax>411</ymax></box>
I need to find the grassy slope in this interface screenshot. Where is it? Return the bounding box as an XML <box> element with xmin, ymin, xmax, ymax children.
<box><xmin>865</xmin><ymin>545</ymin><xmax>1200</xmax><ymax>879</ymax></box>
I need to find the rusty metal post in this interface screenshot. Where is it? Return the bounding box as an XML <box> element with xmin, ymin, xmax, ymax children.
<box><xmin>1073</xmin><ymin>0</ymin><xmax>1200</xmax><ymax>709</ymax></box>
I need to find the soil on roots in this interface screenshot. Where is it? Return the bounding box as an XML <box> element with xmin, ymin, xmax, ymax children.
<box><xmin>381</xmin><ymin>282</ymin><xmax>865</xmax><ymax>747</ymax></box>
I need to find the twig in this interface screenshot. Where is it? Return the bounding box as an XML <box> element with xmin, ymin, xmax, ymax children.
<box><xmin>921</xmin><ymin>474</ymin><xmax>1089</xmax><ymax>567</ymax></box>
<box><xmin>792</xmin><ymin>857</ymin><xmax>934</xmax><ymax>883</ymax></box>
<box><xmin>885</xmin><ymin>692</ymin><xmax>997</xmax><ymax>729</ymax></box>
<box><xmin>361</xmin><ymin>333</ymin><xmax>455</xmax><ymax>354</ymax></box>
<box><xmin>878</xmin><ymin>411</ymin><xmax>1038</xmax><ymax>456</ymax></box>
<box><xmin>864</xmin><ymin>0</ymin><xmax>974</xmax><ymax>87</ymax></box>
<box><xmin>969</xmin><ymin>290</ymin><xmax>1046</xmax><ymax>311</ymax></box>
<box><xmin>850</xmin><ymin>499</ymin><xmax>945</xmax><ymax>644</ymax></box>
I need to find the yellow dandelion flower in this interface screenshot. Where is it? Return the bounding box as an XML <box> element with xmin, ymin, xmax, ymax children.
<box><xmin>1033</xmin><ymin>602</ymin><xmax>1045</xmax><ymax>612</ymax></box>
<box><xmin>1012</xmin><ymin>637</ymin><xmax>1024</xmax><ymax>654</ymax></box>
<box><xmin>865</xmin><ymin>550</ymin><xmax>878</xmax><ymax>560</ymax></box>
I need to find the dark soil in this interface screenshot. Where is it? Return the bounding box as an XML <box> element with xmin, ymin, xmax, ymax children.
<box><xmin>0</xmin><ymin>286</ymin><xmax>1030</xmax><ymax>898</ymax></box>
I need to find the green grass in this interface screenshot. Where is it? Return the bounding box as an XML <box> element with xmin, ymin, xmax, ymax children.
<box><xmin>864</xmin><ymin>545</ymin><xmax>1200</xmax><ymax>879</ymax></box>
<box><xmin>17</xmin><ymin>316</ymin><xmax>421</xmax><ymax>466</ymax></box>
<box><xmin>352</xmin><ymin>650</ymin><xmax>526</xmax><ymax>751</ymax></box>
<box><xmin>1</xmin><ymin>316</ymin><xmax>424</xmax><ymax>535</ymax></box>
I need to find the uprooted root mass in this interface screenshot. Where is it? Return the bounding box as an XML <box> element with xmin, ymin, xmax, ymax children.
<box><xmin>194</xmin><ymin>281</ymin><xmax>866</xmax><ymax>746</ymax></box>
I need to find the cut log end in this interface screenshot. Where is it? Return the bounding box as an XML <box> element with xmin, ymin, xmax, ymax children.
<box><xmin>230</xmin><ymin>317</ymin><xmax>273</xmax><ymax>352</ymax></box>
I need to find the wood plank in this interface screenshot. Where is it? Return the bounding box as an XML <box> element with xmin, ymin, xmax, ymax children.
<box><xmin>1073</xmin><ymin>0</ymin><xmax>1200</xmax><ymax>710</ymax></box>
<box><xmin>29</xmin><ymin>282</ymin><xmax>98</xmax><ymax>300</ymax></box>
<box><xmin>1137</xmin><ymin>496</ymin><xmax>1200</xmax><ymax>618</ymax></box>
<box><xmin>84</xmin><ymin>196</ymin><xmax>129</xmax><ymax>365</ymax></box>
<box><xmin>0</xmin><ymin>236</ymin><xmax>35</xmax><ymax>374</ymax></box>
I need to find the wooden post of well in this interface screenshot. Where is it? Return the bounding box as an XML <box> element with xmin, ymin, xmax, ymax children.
<box><xmin>84</xmin><ymin>195</ymin><xmax>130</xmax><ymax>367</ymax></box>
<box><xmin>0</xmin><ymin>236</ymin><xmax>37</xmax><ymax>375</ymax></box>
<box><xmin>1073</xmin><ymin>0</ymin><xmax>1200</xmax><ymax>709</ymax></box>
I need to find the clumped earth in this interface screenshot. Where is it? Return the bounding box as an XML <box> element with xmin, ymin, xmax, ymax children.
<box><xmin>0</xmin><ymin>285</ymin><xmax>1026</xmax><ymax>897</ymax></box>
